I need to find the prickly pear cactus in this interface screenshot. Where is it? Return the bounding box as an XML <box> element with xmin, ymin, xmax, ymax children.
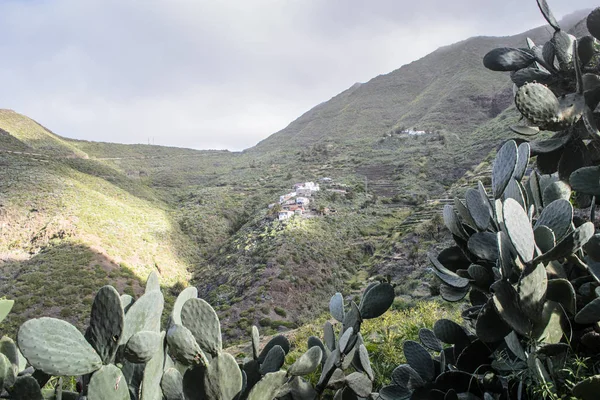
<box><xmin>420</xmin><ymin>18</ymin><xmax>600</xmax><ymax>393</ymax></box>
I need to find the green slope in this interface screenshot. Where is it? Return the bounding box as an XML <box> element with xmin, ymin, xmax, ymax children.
<box><xmin>0</xmin><ymin>109</ymin><xmax>87</xmax><ymax>158</ymax></box>
<box><xmin>0</xmin><ymin>113</ymin><xmax>201</xmax><ymax>334</ymax></box>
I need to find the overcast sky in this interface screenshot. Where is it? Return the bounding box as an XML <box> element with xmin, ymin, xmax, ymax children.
<box><xmin>0</xmin><ymin>0</ymin><xmax>596</xmax><ymax>151</ymax></box>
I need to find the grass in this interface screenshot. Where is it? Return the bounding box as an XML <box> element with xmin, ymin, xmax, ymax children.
<box><xmin>0</xmin><ymin>109</ymin><xmax>87</xmax><ymax>158</ymax></box>
<box><xmin>285</xmin><ymin>299</ymin><xmax>462</xmax><ymax>391</ymax></box>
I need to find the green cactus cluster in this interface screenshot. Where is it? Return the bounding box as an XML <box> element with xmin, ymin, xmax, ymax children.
<box><xmin>0</xmin><ymin>272</ymin><xmax>395</xmax><ymax>399</ymax></box>
<box><xmin>385</xmin><ymin>2</ymin><xmax>600</xmax><ymax>398</ymax></box>
<box><xmin>483</xmin><ymin>0</ymin><xmax>600</xmax><ymax>191</ymax></box>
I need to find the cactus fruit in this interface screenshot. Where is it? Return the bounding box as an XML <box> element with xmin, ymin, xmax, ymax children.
<box><xmin>515</xmin><ymin>83</ymin><xmax>563</xmax><ymax>129</ymax></box>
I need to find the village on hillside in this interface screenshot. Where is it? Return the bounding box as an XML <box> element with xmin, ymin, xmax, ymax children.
<box><xmin>268</xmin><ymin>178</ymin><xmax>343</xmax><ymax>221</ymax></box>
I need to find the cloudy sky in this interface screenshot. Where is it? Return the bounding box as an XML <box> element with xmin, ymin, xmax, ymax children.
<box><xmin>0</xmin><ymin>0</ymin><xmax>596</xmax><ymax>151</ymax></box>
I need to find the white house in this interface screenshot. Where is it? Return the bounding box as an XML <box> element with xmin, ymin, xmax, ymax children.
<box><xmin>296</xmin><ymin>182</ymin><xmax>319</xmax><ymax>197</ymax></box>
<box><xmin>279</xmin><ymin>191</ymin><xmax>296</xmax><ymax>203</ymax></box>
<box><xmin>297</xmin><ymin>187</ymin><xmax>311</xmax><ymax>197</ymax></box>
<box><xmin>404</xmin><ymin>129</ymin><xmax>426</xmax><ymax>136</ymax></box>
<box><xmin>304</xmin><ymin>182</ymin><xmax>320</xmax><ymax>191</ymax></box>
<box><xmin>278</xmin><ymin>211</ymin><xmax>294</xmax><ymax>221</ymax></box>
<box><xmin>296</xmin><ymin>197</ymin><xmax>310</xmax><ymax>205</ymax></box>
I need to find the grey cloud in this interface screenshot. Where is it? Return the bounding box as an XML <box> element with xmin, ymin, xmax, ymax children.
<box><xmin>0</xmin><ymin>0</ymin><xmax>596</xmax><ymax>150</ymax></box>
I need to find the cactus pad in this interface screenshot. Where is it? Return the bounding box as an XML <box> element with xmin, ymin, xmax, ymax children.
<box><xmin>181</xmin><ymin>298</ymin><xmax>222</xmax><ymax>356</ymax></box>
<box><xmin>587</xmin><ymin>8</ymin><xmax>600</xmax><ymax>40</ymax></box>
<box><xmin>483</xmin><ymin>48</ymin><xmax>536</xmax><ymax>71</ymax></box>
<box><xmin>467</xmin><ymin>232</ymin><xmax>499</xmax><ymax>262</ymax></box>
<box><xmin>161</xmin><ymin>368</ymin><xmax>184</xmax><ymax>400</ymax></box>
<box><xmin>418</xmin><ymin>329</ymin><xmax>442</xmax><ymax>352</ymax></box>
<box><xmin>259</xmin><ymin>345</ymin><xmax>285</xmax><ymax>375</ymax></box>
<box><xmin>288</xmin><ymin>346</ymin><xmax>323</xmax><ymax>376</ymax></box>
<box><xmin>167</xmin><ymin>324</ymin><xmax>207</xmax><ymax>366</ymax></box>
<box><xmin>87</xmin><ymin>285</ymin><xmax>124</xmax><ymax>364</ymax></box>
<box><xmin>571</xmin><ymin>166</ymin><xmax>600</xmax><ymax>196</ymax></box>
<box><xmin>403</xmin><ymin>341</ymin><xmax>434</xmax><ymax>382</ymax></box>
<box><xmin>257</xmin><ymin>335</ymin><xmax>290</xmax><ymax>363</ymax></box>
<box><xmin>329</xmin><ymin>292</ymin><xmax>345</xmax><ymax>323</ymax></box>
<box><xmin>492</xmin><ymin>140</ymin><xmax>518</xmax><ymax>198</ymax></box>
<box><xmin>476</xmin><ymin>300</ymin><xmax>511</xmax><ymax>342</ymax></box>
<box><xmin>120</xmin><ymin>290</ymin><xmax>164</xmax><ymax>345</ymax></box>
<box><xmin>345</xmin><ymin>372</ymin><xmax>372</xmax><ymax>397</ymax></box>
<box><xmin>358</xmin><ymin>282</ymin><xmax>394</xmax><ymax>319</ymax></box>
<box><xmin>443</xmin><ymin>205</ymin><xmax>467</xmax><ymax>239</ymax></box>
<box><xmin>429</xmin><ymin>253</ymin><xmax>469</xmax><ymax>289</ymax></box>
<box><xmin>171</xmin><ymin>286</ymin><xmax>197</xmax><ymax>326</ymax></box>
<box><xmin>535</xmin><ymin>222</ymin><xmax>595</xmax><ymax>263</ymax></box>
<box><xmin>18</xmin><ymin>317</ymin><xmax>102</xmax><ymax>376</ymax></box>
<box><xmin>536</xmin><ymin>0</ymin><xmax>560</xmax><ymax>31</ymax></box>
<box><xmin>87</xmin><ymin>364</ymin><xmax>130</xmax><ymax>400</ymax></box>
<box><xmin>145</xmin><ymin>271</ymin><xmax>161</xmax><ymax>293</ymax></box>
<box><xmin>140</xmin><ymin>331</ymin><xmax>166</xmax><ymax>400</ymax></box>
<box><xmin>535</xmin><ymin>199</ymin><xmax>573</xmax><ymax>241</ymax></box>
<box><xmin>534</xmin><ymin>225</ymin><xmax>556</xmax><ymax>253</ymax></box>
<box><xmin>575</xmin><ymin>298</ymin><xmax>600</xmax><ymax>324</ymax></box>
<box><xmin>573</xmin><ymin>374</ymin><xmax>600</xmax><ymax>400</ymax></box>
<box><xmin>433</xmin><ymin>319</ymin><xmax>469</xmax><ymax>344</ymax></box>
<box><xmin>492</xmin><ymin>280</ymin><xmax>532</xmax><ymax>336</ymax></box>
<box><xmin>323</xmin><ymin>321</ymin><xmax>336</xmax><ymax>351</ymax></box>
<box><xmin>251</xmin><ymin>325</ymin><xmax>260</xmax><ymax>360</ymax></box>
<box><xmin>8</xmin><ymin>376</ymin><xmax>43</xmax><ymax>400</ymax></box>
<box><xmin>465</xmin><ymin>188</ymin><xmax>492</xmax><ymax>231</ymax></box>
<box><xmin>0</xmin><ymin>300</ymin><xmax>14</xmax><ymax>324</ymax></box>
<box><xmin>203</xmin><ymin>352</ymin><xmax>243</xmax><ymax>400</ymax></box>
<box><xmin>504</xmin><ymin>198</ymin><xmax>535</xmax><ymax>262</ymax></box>
<box><xmin>124</xmin><ymin>330</ymin><xmax>162</xmax><ymax>363</ymax></box>
<box><xmin>247</xmin><ymin>370</ymin><xmax>287</xmax><ymax>400</ymax></box>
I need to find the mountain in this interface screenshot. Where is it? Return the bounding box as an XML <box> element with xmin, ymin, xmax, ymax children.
<box><xmin>0</xmin><ymin>12</ymin><xmax>590</xmax><ymax>339</ymax></box>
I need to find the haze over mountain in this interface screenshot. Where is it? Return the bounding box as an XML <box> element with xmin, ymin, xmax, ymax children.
<box><xmin>0</xmin><ymin>10</ymin><xmax>591</xmax><ymax>339</ymax></box>
<box><xmin>0</xmin><ymin>0</ymin><xmax>595</xmax><ymax>150</ymax></box>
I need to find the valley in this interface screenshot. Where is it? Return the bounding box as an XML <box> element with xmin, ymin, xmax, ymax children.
<box><xmin>0</xmin><ymin>10</ymin><xmax>589</xmax><ymax>344</ymax></box>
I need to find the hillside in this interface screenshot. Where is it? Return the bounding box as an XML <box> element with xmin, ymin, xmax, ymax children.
<box><xmin>0</xmin><ymin>112</ymin><xmax>202</xmax><ymax>333</ymax></box>
<box><xmin>0</xmin><ymin>12</ymin><xmax>590</xmax><ymax>340</ymax></box>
